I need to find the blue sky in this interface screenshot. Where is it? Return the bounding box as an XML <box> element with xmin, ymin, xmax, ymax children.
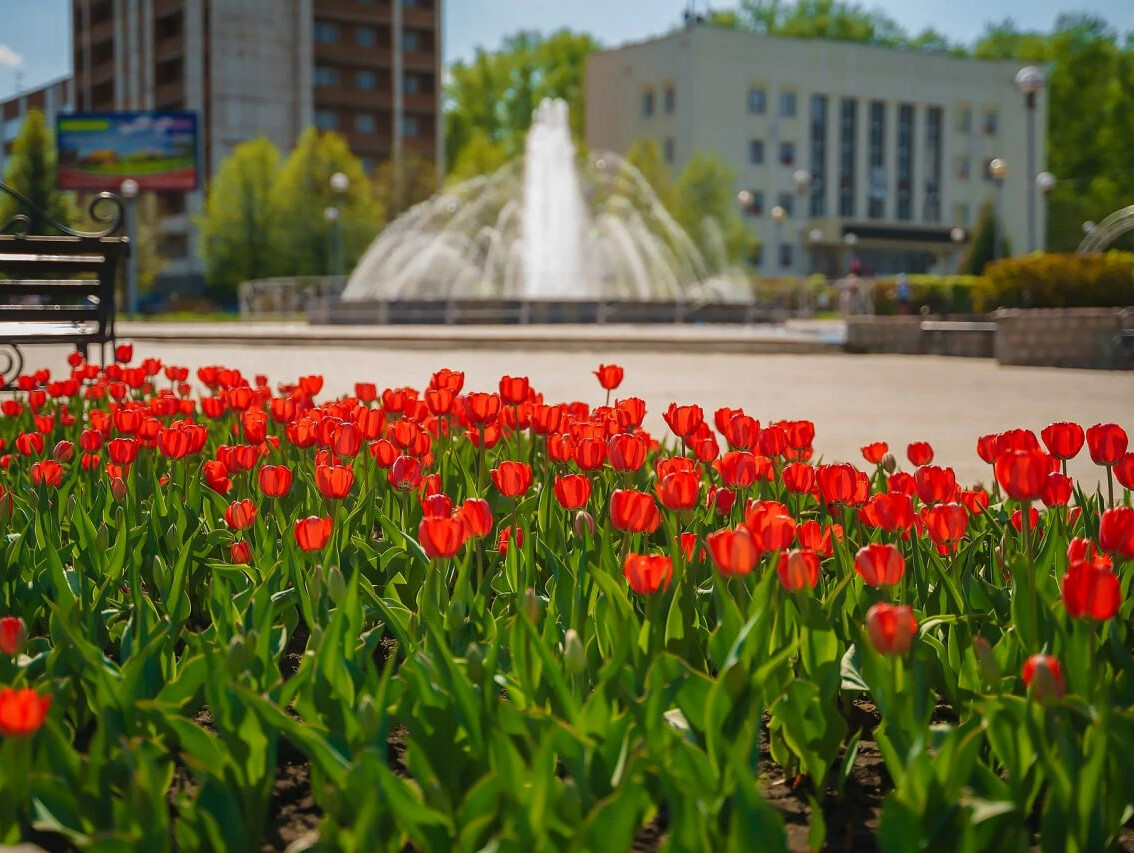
<box><xmin>3</xmin><ymin>0</ymin><xmax>1134</xmax><ymax>98</ymax></box>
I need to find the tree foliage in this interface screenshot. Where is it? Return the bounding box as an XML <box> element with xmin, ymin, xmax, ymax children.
<box><xmin>962</xmin><ymin>201</ymin><xmax>1013</xmax><ymax>276</ymax></box>
<box><xmin>373</xmin><ymin>150</ymin><xmax>438</xmax><ymax>220</ymax></box>
<box><xmin>198</xmin><ymin>137</ymin><xmax>282</xmax><ymax>302</ymax></box>
<box><xmin>673</xmin><ymin>154</ymin><xmax>754</xmax><ymax>270</ymax></box>
<box><xmin>0</xmin><ymin>109</ymin><xmax>77</xmax><ymax>234</ymax></box>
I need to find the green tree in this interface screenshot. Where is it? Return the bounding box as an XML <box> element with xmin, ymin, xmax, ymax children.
<box><xmin>445</xmin><ymin>130</ymin><xmax>510</xmax><ymax>186</ymax></box>
<box><xmin>962</xmin><ymin>201</ymin><xmax>1013</xmax><ymax>275</ymax></box>
<box><xmin>731</xmin><ymin>0</ymin><xmax>908</xmax><ymax>45</ymax></box>
<box><xmin>623</xmin><ymin>138</ymin><xmax>676</xmax><ymax>211</ymax></box>
<box><xmin>0</xmin><ymin>108</ymin><xmax>77</xmax><ymax>234</ymax></box>
<box><xmin>373</xmin><ymin>150</ymin><xmax>438</xmax><ymax>220</ymax></box>
<box><xmin>673</xmin><ymin>153</ymin><xmax>753</xmax><ymax>269</ymax></box>
<box><xmin>444</xmin><ymin>30</ymin><xmax>601</xmax><ymax>173</ymax></box>
<box><xmin>267</xmin><ymin>128</ymin><xmax>384</xmax><ymax>278</ymax></box>
<box><xmin>197</xmin><ymin>137</ymin><xmax>282</xmax><ymax>302</ymax></box>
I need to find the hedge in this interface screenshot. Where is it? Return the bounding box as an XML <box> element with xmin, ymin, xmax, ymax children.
<box><xmin>870</xmin><ymin>275</ymin><xmax>981</xmax><ymax>315</ymax></box>
<box><xmin>974</xmin><ymin>251</ymin><xmax>1134</xmax><ymax>312</ymax></box>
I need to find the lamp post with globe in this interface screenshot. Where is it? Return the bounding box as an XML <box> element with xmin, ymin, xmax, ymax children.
<box><xmin>1015</xmin><ymin>66</ymin><xmax>1045</xmax><ymax>253</ymax></box>
<box><xmin>770</xmin><ymin>204</ymin><xmax>787</xmax><ymax>278</ymax></box>
<box><xmin>1036</xmin><ymin>171</ymin><xmax>1055</xmax><ymax>251</ymax></box>
<box><xmin>119</xmin><ymin>178</ymin><xmax>139</xmax><ymax>315</ymax></box>
<box><xmin>989</xmin><ymin>157</ymin><xmax>1008</xmax><ymax>261</ymax></box>
<box><xmin>791</xmin><ymin>170</ymin><xmax>811</xmax><ymax>312</ymax></box>
<box><xmin>326</xmin><ymin>171</ymin><xmax>349</xmax><ymax>277</ymax></box>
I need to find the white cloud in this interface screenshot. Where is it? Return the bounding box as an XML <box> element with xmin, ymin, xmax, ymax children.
<box><xmin>0</xmin><ymin>45</ymin><xmax>24</xmax><ymax>69</ymax></box>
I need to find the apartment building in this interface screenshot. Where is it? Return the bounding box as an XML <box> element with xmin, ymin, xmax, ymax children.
<box><xmin>1</xmin><ymin>77</ymin><xmax>76</xmax><ymax>174</ymax></box>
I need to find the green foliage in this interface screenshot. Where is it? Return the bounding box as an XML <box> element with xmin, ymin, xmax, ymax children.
<box><xmin>729</xmin><ymin>0</ymin><xmax>909</xmax><ymax>45</ymax></box>
<box><xmin>870</xmin><ymin>275</ymin><xmax>981</xmax><ymax>315</ymax></box>
<box><xmin>673</xmin><ymin>153</ymin><xmax>754</xmax><ymax>269</ymax></box>
<box><xmin>444</xmin><ymin>130</ymin><xmax>509</xmax><ymax>187</ymax></box>
<box><xmin>198</xmin><ymin>137</ymin><xmax>282</xmax><ymax>303</ymax></box>
<box><xmin>623</xmin><ymin>138</ymin><xmax>677</xmax><ymax>211</ymax></box>
<box><xmin>0</xmin><ymin>109</ymin><xmax>77</xmax><ymax>234</ymax></box>
<box><xmin>372</xmin><ymin>150</ymin><xmax>437</xmax><ymax>221</ymax></box>
<box><xmin>267</xmin><ymin>129</ymin><xmax>384</xmax><ymax>279</ymax></box>
<box><xmin>443</xmin><ymin>30</ymin><xmax>601</xmax><ymax>173</ymax></box>
<box><xmin>962</xmin><ymin>202</ymin><xmax>1013</xmax><ymax>276</ymax></box>
<box><xmin>974</xmin><ymin>251</ymin><xmax>1134</xmax><ymax>311</ymax></box>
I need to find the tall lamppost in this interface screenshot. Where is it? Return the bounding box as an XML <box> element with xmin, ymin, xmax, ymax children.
<box><xmin>119</xmin><ymin>178</ymin><xmax>139</xmax><ymax>316</ymax></box>
<box><xmin>792</xmin><ymin>169</ymin><xmax>811</xmax><ymax>312</ymax></box>
<box><xmin>950</xmin><ymin>226</ymin><xmax>966</xmax><ymax>273</ymax></box>
<box><xmin>989</xmin><ymin>157</ymin><xmax>1008</xmax><ymax>261</ymax></box>
<box><xmin>1015</xmin><ymin>66</ymin><xmax>1046</xmax><ymax>253</ymax></box>
<box><xmin>1036</xmin><ymin>171</ymin><xmax>1055</xmax><ymax>251</ymax></box>
<box><xmin>771</xmin><ymin>204</ymin><xmax>787</xmax><ymax>277</ymax></box>
<box><xmin>327</xmin><ymin>171</ymin><xmax>349</xmax><ymax>277</ymax></box>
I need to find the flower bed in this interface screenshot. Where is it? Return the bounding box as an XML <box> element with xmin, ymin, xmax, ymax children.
<box><xmin>0</xmin><ymin>347</ymin><xmax>1133</xmax><ymax>849</ymax></box>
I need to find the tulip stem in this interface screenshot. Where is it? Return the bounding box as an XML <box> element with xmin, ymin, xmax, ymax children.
<box><xmin>1106</xmin><ymin>465</ymin><xmax>1115</xmax><ymax>509</ymax></box>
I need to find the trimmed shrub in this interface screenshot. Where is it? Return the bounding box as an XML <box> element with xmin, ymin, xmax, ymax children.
<box><xmin>974</xmin><ymin>252</ymin><xmax>1134</xmax><ymax>312</ymax></box>
<box><xmin>871</xmin><ymin>275</ymin><xmax>981</xmax><ymax>315</ymax></box>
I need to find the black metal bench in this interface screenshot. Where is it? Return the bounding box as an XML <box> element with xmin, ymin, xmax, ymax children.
<box><xmin>0</xmin><ymin>181</ymin><xmax>127</xmax><ymax>387</ymax></box>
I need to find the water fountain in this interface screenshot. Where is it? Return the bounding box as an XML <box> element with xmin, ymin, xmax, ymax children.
<box><xmin>340</xmin><ymin>99</ymin><xmax>748</xmax><ymax>305</ymax></box>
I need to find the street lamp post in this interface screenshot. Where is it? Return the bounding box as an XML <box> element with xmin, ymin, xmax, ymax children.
<box><xmin>792</xmin><ymin>169</ymin><xmax>811</xmax><ymax>314</ymax></box>
<box><xmin>1015</xmin><ymin>66</ymin><xmax>1046</xmax><ymax>254</ymax></box>
<box><xmin>989</xmin><ymin>157</ymin><xmax>1008</xmax><ymax>261</ymax></box>
<box><xmin>1036</xmin><ymin>171</ymin><xmax>1055</xmax><ymax>251</ymax></box>
<box><xmin>770</xmin><ymin>204</ymin><xmax>787</xmax><ymax>278</ymax></box>
<box><xmin>327</xmin><ymin>171</ymin><xmax>349</xmax><ymax>278</ymax></box>
<box><xmin>950</xmin><ymin>226</ymin><xmax>966</xmax><ymax>273</ymax></box>
<box><xmin>118</xmin><ymin>178</ymin><xmax>139</xmax><ymax>316</ymax></box>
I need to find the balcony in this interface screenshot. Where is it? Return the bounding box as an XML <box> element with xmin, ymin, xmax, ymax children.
<box><xmin>403</xmin><ymin>6</ymin><xmax>437</xmax><ymax>28</ymax></box>
<box><xmin>314</xmin><ymin>1</ymin><xmax>393</xmax><ymax>23</ymax></box>
<box><xmin>403</xmin><ymin>50</ymin><xmax>436</xmax><ymax>71</ymax></box>
<box><xmin>404</xmin><ymin>92</ymin><xmax>435</xmax><ymax>112</ymax></box>
<box><xmin>315</xmin><ymin>88</ymin><xmax>393</xmax><ymax>109</ymax></box>
<box><xmin>314</xmin><ymin>41</ymin><xmax>392</xmax><ymax>67</ymax></box>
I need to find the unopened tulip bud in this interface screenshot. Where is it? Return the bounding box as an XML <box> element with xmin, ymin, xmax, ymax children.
<box><xmin>881</xmin><ymin>453</ymin><xmax>897</xmax><ymax>474</ymax></box>
<box><xmin>152</xmin><ymin>558</ymin><xmax>171</xmax><ymax>593</ymax></box>
<box><xmin>110</xmin><ymin>477</ymin><xmax>127</xmax><ymax>502</ymax></box>
<box><xmin>521</xmin><ymin>587</ymin><xmax>541</xmax><ymax>624</ymax></box>
<box><xmin>97</xmin><ymin>522</ymin><xmax>110</xmax><ymax>551</ymax></box>
<box><xmin>53</xmin><ymin>440</ymin><xmax>74</xmax><ymax>463</ymax></box>
<box><xmin>358</xmin><ymin>694</ymin><xmax>380</xmax><ymax>741</ymax></box>
<box><xmin>0</xmin><ymin>616</ymin><xmax>28</xmax><ymax>655</ymax></box>
<box><xmin>310</xmin><ymin>564</ymin><xmax>324</xmax><ymax>599</ymax></box>
<box><xmin>165</xmin><ymin>522</ymin><xmax>179</xmax><ymax>553</ymax></box>
<box><xmin>563</xmin><ymin>629</ymin><xmax>585</xmax><ymax>675</ymax></box>
<box><xmin>1022</xmin><ymin>654</ymin><xmax>1065</xmax><ymax>703</ymax></box>
<box><xmin>574</xmin><ymin>510</ymin><xmax>595</xmax><ymax>538</ymax></box>
<box><xmin>226</xmin><ymin>634</ymin><xmax>250</xmax><ymax>676</ymax></box>
<box><xmin>466</xmin><ymin>642</ymin><xmax>484</xmax><ymax>681</ymax></box>
<box><xmin>65</xmin><ymin>493</ymin><xmax>76</xmax><ymax>517</ymax></box>
<box><xmin>445</xmin><ymin>599</ymin><xmax>467</xmax><ymax>633</ymax></box>
<box><xmin>327</xmin><ymin>565</ymin><xmax>346</xmax><ymax>604</ymax></box>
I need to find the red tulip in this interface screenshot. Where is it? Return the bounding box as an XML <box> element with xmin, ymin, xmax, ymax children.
<box><xmin>1114</xmin><ymin>453</ymin><xmax>1134</xmax><ymax>490</ymax></box>
<box><xmin>202</xmin><ymin>460</ymin><xmax>232</xmax><ymax>495</ymax></box>
<box><xmin>1022</xmin><ymin>654</ymin><xmax>1065</xmax><ymax>701</ymax></box>
<box><xmin>389</xmin><ymin>455</ymin><xmax>423</xmax><ymax>491</ymax></box>
<box><xmin>498</xmin><ymin>375</ymin><xmax>530</xmax><ymax>405</ymax></box>
<box><xmin>1041</xmin><ymin>422</ymin><xmax>1084</xmax><ymax>460</ymax></box>
<box><xmin>491</xmin><ymin>460</ymin><xmax>533</xmax><ymax>498</ymax></box>
<box><xmin>258</xmin><ymin>465</ymin><xmax>293</xmax><ymax>498</ymax></box>
<box><xmin>906</xmin><ymin>441</ymin><xmax>934</xmax><ymax>466</ymax></box>
<box><xmin>229</xmin><ymin>541</ymin><xmax>251</xmax><ymax>564</ymax></box>
<box><xmin>419</xmin><ymin>516</ymin><xmax>467</xmax><ymax>559</ymax></box>
<box><xmin>430</xmin><ymin>368</ymin><xmax>465</xmax><ymax>394</ymax></box>
<box><xmin>657</xmin><ymin>470</ymin><xmax>701</xmax><ymax>511</ymax></box>
<box><xmin>294</xmin><ymin>516</ymin><xmax>332</xmax><ymax>551</ymax></box>
<box><xmin>795</xmin><ymin>520</ymin><xmax>838</xmax><ymax>558</ymax></box>
<box><xmin>1086</xmin><ymin>423</ymin><xmax>1128</xmax><ymax>466</ymax></box>
<box><xmin>722</xmin><ymin>414</ymin><xmax>760</xmax><ymax>451</ymax></box>
<box><xmin>0</xmin><ymin>686</ymin><xmax>52</xmax><ymax>736</ymax></box>
<box><xmin>923</xmin><ymin>503</ymin><xmax>968</xmax><ymax>551</ymax></box>
<box><xmin>960</xmin><ymin>488</ymin><xmax>989</xmax><ymax>515</ymax></box>
<box><xmin>315</xmin><ymin>463</ymin><xmax>355</xmax><ymax>500</ymax></box>
<box><xmin>914</xmin><ymin>465</ymin><xmax>956</xmax><ymax>505</ymax></box>
<box><xmin>616</xmin><ymin>397</ymin><xmax>646</xmax><ymax>431</ymax></box>
<box><xmin>781</xmin><ymin>461</ymin><xmax>815</xmax><ymax>495</ymax></box>
<box><xmin>976</xmin><ymin>434</ymin><xmax>999</xmax><ymax>464</ymax></box>
<box><xmin>663</xmin><ymin>403</ymin><xmax>704</xmax><ymax>439</ymax></box>
<box><xmin>608</xmin><ymin>433</ymin><xmax>646</xmax><ymax>471</ymax></box>
<box><xmin>744</xmin><ymin>500</ymin><xmax>794</xmax><ymax>550</ymax></box>
<box><xmin>1041</xmin><ymin>472</ymin><xmax>1073</xmax><ymax>507</ymax></box>
<box><xmin>463</xmin><ymin>392</ymin><xmax>502</xmax><ymax>426</ymax></box>
<box><xmin>421</xmin><ymin>494</ymin><xmax>452</xmax><ymax>520</ymax></box>
<box><xmin>594</xmin><ymin>364</ymin><xmax>624</xmax><ymax>390</ymax></box>
<box><xmin>553</xmin><ymin>474</ymin><xmax>592</xmax><ymax>510</ymax></box>
<box><xmin>1062</xmin><ymin>559</ymin><xmax>1121</xmax><ymax>620</ymax></box>
<box><xmin>115</xmin><ymin>342</ymin><xmax>134</xmax><ymax>363</ymax></box>
<box><xmin>854</xmin><ymin>543</ymin><xmax>905</xmax><ymax>587</ymax></box>
<box><xmin>860</xmin><ymin>493</ymin><xmax>914</xmax><ymax>532</ymax></box>
<box><xmin>623</xmin><ymin>553</ymin><xmax>673</xmax><ymax>595</ymax></box>
<box><xmin>777</xmin><ymin>549</ymin><xmax>820</xmax><ymax>592</ymax></box>
<box><xmin>496</xmin><ymin>525</ymin><xmax>524</xmax><ymax>556</ymax></box>
<box><xmin>706</xmin><ymin>525</ymin><xmax>761</xmax><ymax>576</ymax></box>
<box><xmin>30</xmin><ymin>460</ymin><xmax>64</xmax><ymax>487</ymax></box>
<box><xmin>861</xmin><ymin>441</ymin><xmax>888</xmax><ymax>464</ymax></box>
<box><xmin>1099</xmin><ymin>507</ymin><xmax>1134</xmax><ymax>560</ymax></box>
<box><xmin>994</xmin><ymin>449</ymin><xmax>1050</xmax><ymax>501</ymax></box>
<box><xmin>610</xmin><ymin>489</ymin><xmax>660</xmax><ymax>533</ymax></box>
<box><xmin>866</xmin><ymin>603</ymin><xmax>918</xmax><ymax>655</ymax></box>
<box><xmin>1009</xmin><ymin>506</ymin><xmax>1040</xmax><ymax>533</ymax></box>
<box><xmin>0</xmin><ymin>616</ymin><xmax>27</xmax><ymax>655</ymax></box>
<box><xmin>224</xmin><ymin>499</ymin><xmax>257</xmax><ymax>531</ymax></box>
<box><xmin>573</xmin><ymin>437</ymin><xmax>606</xmax><ymax>471</ymax></box>
<box><xmin>816</xmin><ymin>463</ymin><xmax>856</xmax><ymax>505</ymax></box>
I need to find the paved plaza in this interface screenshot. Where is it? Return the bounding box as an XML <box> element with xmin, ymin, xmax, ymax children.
<box><xmin>17</xmin><ymin>323</ymin><xmax>1132</xmax><ymax>487</ymax></box>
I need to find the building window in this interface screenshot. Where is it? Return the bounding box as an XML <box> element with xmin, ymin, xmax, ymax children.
<box><xmin>356</xmin><ymin>26</ymin><xmax>377</xmax><ymax>47</ymax></box>
<box><xmin>403</xmin><ymin>30</ymin><xmax>421</xmax><ymax>52</ymax></box>
<box><xmin>356</xmin><ymin>70</ymin><xmax>376</xmax><ymax>90</ymax></box>
<box><xmin>403</xmin><ymin>116</ymin><xmax>420</xmax><ymax>137</ymax></box>
<box><xmin>361</xmin><ymin>156</ymin><xmax>375</xmax><ymax>174</ymax></box>
<box><xmin>954</xmin><ymin>155</ymin><xmax>970</xmax><ymax>180</ymax></box>
<box><xmin>315</xmin><ymin>110</ymin><xmax>337</xmax><ymax>131</ymax></box>
<box><xmin>809</xmin><ymin>94</ymin><xmax>827</xmax><ymax>217</ymax></box>
<box><xmin>779</xmin><ymin>141</ymin><xmax>795</xmax><ymax>167</ymax></box>
<box><xmin>664</xmin><ymin>137</ymin><xmax>675</xmax><ymax>163</ymax></box>
<box><xmin>896</xmin><ymin>104</ymin><xmax>914</xmax><ymax>221</ymax></box>
<box><xmin>777</xmin><ymin>192</ymin><xmax>794</xmax><ymax>217</ymax></box>
<box><xmin>314</xmin><ymin>21</ymin><xmax>338</xmax><ymax>43</ymax></box>
<box><xmin>664</xmin><ymin>85</ymin><xmax>675</xmax><ymax>114</ymax></box>
<box><xmin>956</xmin><ymin>106</ymin><xmax>972</xmax><ymax>134</ymax></box>
<box><xmin>983</xmin><ymin>109</ymin><xmax>998</xmax><ymax>136</ymax></box>
<box><xmin>839</xmin><ymin>97</ymin><xmax>857</xmax><ymax>218</ymax></box>
<box><xmin>867</xmin><ymin>100</ymin><xmax>885</xmax><ymax>219</ymax></box>
<box><xmin>743</xmin><ymin>190</ymin><xmax>764</xmax><ymax>216</ymax></box>
<box><xmin>779</xmin><ymin>90</ymin><xmax>797</xmax><ymax>118</ymax></box>
<box><xmin>747</xmin><ymin>87</ymin><xmax>766</xmax><ymax>115</ymax></box>
<box><xmin>355</xmin><ymin>113</ymin><xmax>376</xmax><ymax>133</ymax></box>
<box><xmin>778</xmin><ymin>244</ymin><xmax>794</xmax><ymax>268</ymax></box>
<box><xmin>748</xmin><ymin>139</ymin><xmax>764</xmax><ymax>165</ymax></box>
<box><xmin>404</xmin><ymin>74</ymin><xmax>421</xmax><ymax>94</ymax></box>
<box><xmin>924</xmin><ymin>106</ymin><xmax>943</xmax><ymax>222</ymax></box>
<box><xmin>642</xmin><ymin>90</ymin><xmax>655</xmax><ymax>118</ymax></box>
<box><xmin>314</xmin><ymin>66</ymin><xmax>339</xmax><ymax>87</ymax></box>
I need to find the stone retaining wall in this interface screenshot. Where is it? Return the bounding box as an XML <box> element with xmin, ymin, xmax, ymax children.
<box><xmin>994</xmin><ymin>307</ymin><xmax>1134</xmax><ymax>369</ymax></box>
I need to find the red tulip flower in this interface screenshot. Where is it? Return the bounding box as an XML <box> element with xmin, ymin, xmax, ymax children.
<box><xmin>1087</xmin><ymin>423</ymin><xmax>1128</xmax><ymax>466</ymax></box>
<box><xmin>30</xmin><ymin>460</ymin><xmax>64</xmax><ymax>488</ymax></box>
<box><xmin>315</xmin><ymin>463</ymin><xmax>355</xmax><ymax>500</ymax></box>
<box><xmin>608</xmin><ymin>433</ymin><xmax>647</xmax><ymax>472</ymax></box>
<box><xmin>923</xmin><ymin>502</ymin><xmax>968</xmax><ymax>552</ymax></box>
<box><xmin>0</xmin><ymin>686</ymin><xmax>52</xmax><ymax>737</ymax></box>
<box><xmin>594</xmin><ymin>364</ymin><xmax>624</xmax><ymax>390</ymax></box>
<box><xmin>115</xmin><ymin>342</ymin><xmax>134</xmax><ymax>363</ymax></box>
<box><xmin>202</xmin><ymin>460</ymin><xmax>232</xmax><ymax>495</ymax></box>
<box><xmin>906</xmin><ymin>441</ymin><xmax>934</xmax><ymax>466</ymax></box>
<box><xmin>0</xmin><ymin>616</ymin><xmax>27</xmax><ymax>655</ymax></box>
<box><xmin>498</xmin><ymin>375</ymin><xmax>530</xmax><ymax>405</ymax></box>
<box><xmin>994</xmin><ymin>449</ymin><xmax>1050</xmax><ymax>502</ymax></box>
<box><xmin>744</xmin><ymin>500</ymin><xmax>795</xmax><ymax>550</ymax></box>
<box><xmin>224</xmin><ymin>499</ymin><xmax>257</xmax><ymax>531</ymax></box>
<box><xmin>1041</xmin><ymin>422</ymin><xmax>1085</xmax><ymax>460</ymax></box>
<box><xmin>861</xmin><ymin>441</ymin><xmax>888</xmax><ymax>464</ymax></box>
<box><xmin>419</xmin><ymin>516</ymin><xmax>467</xmax><ymax>559</ymax></box>
<box><xmin>663</xmin><ymin>403</ymin><xmax>704</xmax><ymax>439</ymax></box>
<box><xmin>458</xmin><ymin>499</ymin><xmax>493</xmax><ymax>538</ymax></box>
<box><xmin>623</xmin><ymin>553</ymin><xmax>673</xmax><ymax>595</ymax></box>
<box><xmin>866</xmin><ymin>603</ymin><xmax>918</xmax><ymax>655</ymax></box>
<box><xmin>781</xmin><ymin>461</ymin><xmax>815</xmax><ymax>495</ymax></box>
<box><xmin>816</xmin><ymin>463</ymin><xmax>856</xmax><ymax>505</ymax></box>
<box><xmin>1041</xmin><ymin>472</ymin><xmax>1073</xmax><ymax>507</ymax></box>
<box><xmin>1062</xmin><ymin>560</ymin><xmax>1121</xmax><ymax>620</ymax></box>
<box><xmin>389</xmin><ymin>455</ymin><xmax>423</xmax><ymax>491</ymax></box>
<box><xmin>258</xmin><ymin>465</ymin><xmax>293</xmax><ymax>498</ymax></box>
<box><xmin>491</xmin><ymin>461</ymin><xmax>533</xmax><ymax>498</ymax></box>
<box><xmin>610</xmin><ymin>489</ymin><xmax>660</xmax><ymax>533</ymax></box>
<box><xmin>1114</xmin><ymin>453</ymin><xmax>1134</xmax><ymax>490</ymax></box>
<box><xmin>914</xmin><ymin>465</ymin><xmax>956</xmax><ymax>505</ymax></box>
<box><xmin>976</xmin><ymin>434</ymin><xmax>999</xmax><ymax>464</ymax></box>
<box><xmin>553</xmin><ymin>474</ymin><xmax>592</xmax><ymax>510</ymax></box>
<box><xmin>706</xmin><ymin>526</ymin><xmax>761</xmax><ymax>576</ymax></box>
<box><xmin>1099</xmin><ymin>506</ymin><xmax>1134</xmax><ymax>560</ymax></box>
<box><xmin>657</xmin><ymin>470</ymin><xmax>701</xmax><ymax>511</ymax></box>
<box><xmin>777</xmin><ymin>549</ymin><xmax>820</xmax><ymax>592</ymax></box>
<box><xmin>1022</xmin><ymin>654</ymin><xmax>1065</xmax><ymax>701</ymax></box>
<box><xmin>854</xmin><ymin>543</ymin><xmax>905</xmax><ymax>587</ymax></box>
<box><xmin>294</xmin><ymin>516</ymin><xmax>333</xmax><ymax>551</ymax></box>
<box><xmin>463</xmin><ymin>392</ymin><xmax>502</xmax><ymax>426</ymax></box>
<box><xmin>421</xmin><ymin>493</ymin><xmax>453</xmax><ymax>520</ymax></box>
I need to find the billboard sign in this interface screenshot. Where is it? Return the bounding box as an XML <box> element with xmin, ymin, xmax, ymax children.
<box><xmin>56</xmin><ymin>111</ymin><xmax>199</xmax><ymax>191</ymax></box>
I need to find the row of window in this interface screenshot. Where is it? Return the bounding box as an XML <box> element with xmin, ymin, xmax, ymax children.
<box><xmin>641</xmin><ymin>86</ymin><xmax>676</xmax><ymax>118</ymax></box>
<box><xmin>314</xmin><ymin>110</ymin><xmax>424</xmax><ymax>137</ymax></box>
<box><xmin>314</xmin><ymin>65</ymin><xmax>430</xmax><ymax>94</ymax></box>
<box><xmin>314</xmin><ymin>22</ymin><xmax>427</xmax><ymax>52</ymax></box>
